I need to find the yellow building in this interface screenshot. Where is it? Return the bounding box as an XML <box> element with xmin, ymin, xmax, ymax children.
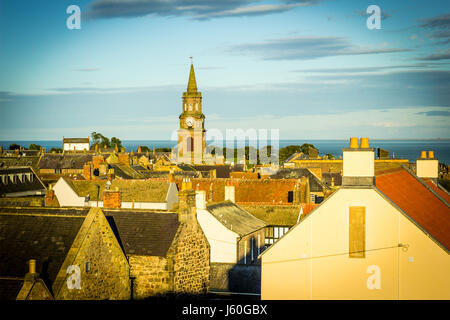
<box><xmin>260</xmin><ymin>138</ymin><xmax>450</xmax><ymax>300</ymax></box>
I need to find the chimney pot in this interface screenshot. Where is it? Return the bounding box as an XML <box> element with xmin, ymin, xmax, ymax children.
<box><xmin>420</xmin><ymin>151</ymin><xmax>427</xmax><ymax>159</ymax></box>
<box><xmin>29</xmin><ymin>259</ymin><xmax>36</xmax><ymax>274</ymax></box>
<box><xmin>428</xmin><ymin>151</ymin><xmax>434</xmax><ymax>159</ymax></box>
<box><xmin>349</xmin><ymin>137</ymin><xmax>359</xmax><ymax>149</ymax></box>
<box><xmin>360</xmin><ymin>137</ymin><xmax>369</xmax><ymax>149</ymax></box>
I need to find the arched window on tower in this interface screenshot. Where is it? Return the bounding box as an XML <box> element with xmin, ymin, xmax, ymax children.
<box><xmin>187</xmin><ymin>137</ymin><xmax>194</xmax><ymax>152</ymax></box>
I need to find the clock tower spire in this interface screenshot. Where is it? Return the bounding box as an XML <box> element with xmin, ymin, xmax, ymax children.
<box><xmin>177</xmin><ymin>59</ymin><xmax>206</xmax><ymax>164</ymax></box>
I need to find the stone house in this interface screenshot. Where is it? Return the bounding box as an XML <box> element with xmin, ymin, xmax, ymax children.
<box><xmin>103</xmin><ymin>180</ymin><xmax>210</xmax><ymax>299</ymax></box>
<box><xmin>0</xmin><ymin>182</ymin><xmax>211</xmax><ymax>300</ymax></box>
<box><xmin>0</xmin><ymin>207</ymin><xmax>130</xmax><ymax>300</ymax></box>
<box><xmin>52</xmin><ymin>177</ymin><xmax>179</xmax><ymax>210</ymax></box>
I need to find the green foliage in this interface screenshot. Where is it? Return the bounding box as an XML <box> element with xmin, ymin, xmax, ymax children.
<box><xmin>323</xmin><ymin>153</ymin><xmax>335</xmax><ymax>160</ymax></box>
<box><xmin>50</xmin><ymin>147</ymin><xmax>63</xmax><ymax>153</ymax></box>
<box><xmin>90</xmin><ymin>131</ymin><xmax>122</xmax><ymax>150</ymax></box>
<box><xmin>139</xmin><ymin>146</ymin><xmax>150</xmax><ymax>152</ymax></box>
<box><xmin>9</xmin><ymin>143</ymin><xmax>21</xmax><ymax>150</ymax></box>
<box><xmin>155</xmin><ymin>148</ymin><xmax>171</xmax><ymax>152</ymax></box>
<box><xmin>28</xmin><ymin>143</ymin><xmax>41</xmax><ymax>150</ymax></box>
<box><xmin>279</xmin><ymin>143</ymin><xmax>317</xmax><ymax>163</ymax></box>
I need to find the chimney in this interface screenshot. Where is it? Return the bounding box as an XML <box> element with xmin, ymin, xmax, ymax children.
<box><xmin>45</xmin><ymin>184</ymin><xmax>55</xmax><ymax>206</ymax></box>
<box><xmin>83</xmin><ymin>162</ymin><xmax>93</xmax><ymax>180</ymax></box>
<box><xmin>178</xmin><ymin>178</ymin><xmax>197</xmax><ymax>223</ymax></box>
<box><xmin>416</xmin><ymin>150</ymin><xmax>438</xmax><ymax>182</ymax></box>
<box><xmin>224</xmin><ymin>182</ymin><xmax>235</xmax><ymax>203</ymax></box>
<box><xmin>24</xmin><ymin>259</ymin><xmax>39</xmax><ymax>282</ymax></box>
<box><xmin>103</xmin><ymin>187</ymin><xmax>121</xmax><ymax>208</ymax></box>
<box><xmin>107</xmin><ymin>168</ymin><xmax>115</xmax><ymax>181</ymax></box>
<box><xmin>342</xmin><ymin>137</ymin><xmax>375</xmax><ymax>186</ymax></box>
<box><xmin>168</xmin><ymin>170</ymin><xmax>175</xmax><ymax>183</ymax></box>
<box><xmin>137</xmin><ymin>146</ymin><xmax>141</xmax><ymax>153</ymax></box>
<box><xmin>196</xmin><ymin>190</ymin><xmax>206</xmax><ymax>210</ymax></box>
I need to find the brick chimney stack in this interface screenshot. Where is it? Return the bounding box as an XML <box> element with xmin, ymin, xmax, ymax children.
<box><xmin>178</xmin><ymin>178</ymin><xmax>196</xmax><ymax>223</ymax></box>
<box><xmin>83</xmin><ymin>162</ymin><xmax>93</xmax><ymax>180</ymax></box>
<box><xmin>103</xmin><ymin>187</ymin><xmax>121</xmax><ymax>208</ymax></box>
<box><xmin>45</xmin><ymin>184</ymin><xmax>55</xmax><ymax>206</ymax></box>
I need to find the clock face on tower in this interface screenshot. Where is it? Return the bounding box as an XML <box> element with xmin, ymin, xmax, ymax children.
<box><xmin>185</xmin><ymin>117</ymin><xmax>195</xmax><ymax>127</ymax></box>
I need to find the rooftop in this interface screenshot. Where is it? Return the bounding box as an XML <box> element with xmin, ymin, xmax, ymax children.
<box><xmin>375</xmin><ymin>167</ymin><xmax>450</xmax><ymax>251</ymax></box>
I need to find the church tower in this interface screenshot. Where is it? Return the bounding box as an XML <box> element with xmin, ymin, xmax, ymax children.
<box><xmin>177</xmin><ymin>62</ymin><xmax>206</xmax><ymax>164</ymax></box>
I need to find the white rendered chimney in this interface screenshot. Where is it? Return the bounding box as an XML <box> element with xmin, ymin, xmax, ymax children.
<box><xmin>225</xmin><ymin>185</ymin><xmax>235</xmax><ymax>203</ymax></box>
<box><xmin>342</xmin><ymin>137</ymin><xmax>375</xmax><ymax>186</ymax></box>
<box><xmin>195</xmin><ymin>190</ymin><xmax>206</xmax><ymax>210</ymax></box>
<box><xmin>416</xmin><ymin>150</ymin><xmax>438</xmax><ymax>180</ymax></box>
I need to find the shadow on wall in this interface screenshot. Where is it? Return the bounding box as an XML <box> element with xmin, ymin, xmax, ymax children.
<box><xmin>209</xmin><ymin>263</ymin><xmax>261</xmax><ymax>294</ymax></box>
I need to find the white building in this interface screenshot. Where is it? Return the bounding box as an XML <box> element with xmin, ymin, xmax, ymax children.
<box><xmin>52</xmin><ymin>176</ymin><xmax>179</xmax><ymax>210</ymax></box>
<box><xmin>62</xmin><ymin>137</ymin><xmax>90</xmax><ymax>151</ymax></box>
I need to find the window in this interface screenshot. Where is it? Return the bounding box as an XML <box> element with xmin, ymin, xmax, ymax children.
<box><xmin>287</xmin><ymin>191</ymin><xmax>294</xmax><ymax>203</ymax></box>
<box><xmin>85</xmin><ymin>262</ymin><xmax>91</xmax><ymax>272</ymax></box>
<box><xmin>310</xmin><ymin>194</ymin><xmax>316</xmax><ymax>203</ymax></box>
<box><xmin>189</xmin><ymin>103</ymin><xmax>193</xmax><ymax>111</ymax></box>
<box><xmin>349</xmin><ymin>206</ymin><xmax>366</xmax><ymax>258</ymax></box>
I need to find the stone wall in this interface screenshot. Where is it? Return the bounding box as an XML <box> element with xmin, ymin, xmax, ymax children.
<box><xmin>169</xmin><ymin>222</ymin><xmax>210</xmax><ymax>294</ymax></box>
<box><xmin>129</xmin><ymin>255</ymin><xmax>170</xmax><ymax>299</ymax></box>
<box><xmin>54</xmin><ymin>209</ymin><xmax>130</xmax><ymax>300</ymax></box>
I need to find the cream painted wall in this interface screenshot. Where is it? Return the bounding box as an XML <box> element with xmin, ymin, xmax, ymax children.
<box><xmin>196</xmin><ymin>209</ymin><xmax>239</xmax><ymax>263</ymax></box>
<box><xmin>63</xmin><ymin>143</ymin><xmax>89</xmax><ymax>151</ymax></box>
<box><xmin>261</xmin><ymin>188</ymin><xmax>450</xmax><ymax>300</ymax></box>
<box><xmin>53</xmin><ymin>178</ymin><xmax>86</xmax><ymax>207</ymax></box>
<box><xmin>416</xmin><ymin>159</ymin><xmax>438</xmax><ymax>179</ymax></box>
<box><xmin>343</xmin><ymin>151</ymin><xmax>374</xmax><ymax>177</ymax></box>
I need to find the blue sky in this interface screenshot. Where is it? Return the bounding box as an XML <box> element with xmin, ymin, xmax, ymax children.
<box><xmin>0</xmin><ymin>0</ymin><xmax>449</xmax><ymax>140</ymax></box>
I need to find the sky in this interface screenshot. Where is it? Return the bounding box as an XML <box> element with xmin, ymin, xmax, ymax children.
<box><xmin>0</xmin><ymin>0</ymin><xmax>449</xmax><ymax>140</ymax></box>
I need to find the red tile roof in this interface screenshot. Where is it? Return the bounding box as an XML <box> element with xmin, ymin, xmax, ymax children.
<box><xmin>423</xmin><ymin>179</ymin><xmax>450</xmax><ymax>203</ymax></box>
<box><xmin>376</xmin><ymin>167</ymin><xmax>450</xmax><ymax>251</ymax></box>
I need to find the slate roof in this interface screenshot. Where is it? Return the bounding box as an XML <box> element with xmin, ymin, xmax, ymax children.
<box><xmin>0</xmin><ymin>156</ymin><xmax>41</xmax><ymax>169</ymax></box>
<box><xmin>63</xmin><ymin>138</ymin><xmax>89</xmax><ymax>144</ymax></box>
<box><xmin>375</xmin><ymin>167</ymin><xmax>450</xmax><ymax>251</ymax></box>
<box><xmin>103</xmin><ymin>210</ymin><xmax>180</xmax><ymax>256</ymax></box>
<box><xmin>39</xmin><ymin>154</ymin><xmax>93</xmax><ymax>169</ymax></box>
<box><xmin>67</xmin><ymin>178</ymin><xmax>171</xmax><ymax>202</ymax></box>
<box><xmin>206</xmin><ymin>201</ymin><xmax>267</xmax><ymax>236</ymax></box>
<box><xmin>322</xmin><ymin>172</ymin><xmax>342</xmax><ymax>187</ymax></box>
<box><xmin>269</xmin><ymin>168</ymin><xmax>327</xmax><ymax>192</ymax></box>
<box><xmin>0</xmin><ymin>278</ymin><xmax>23</xmax><ymax>300</ymax></box>
<box><xmin>0</xmin><ymin>208</ymin><xmax>86</xmax><ymax>286</ymax></box>
<box><xmin>191</xmin><ymin>165</ymin><xmax>232</xmax><ymax>178</ymax></box>
<box><xmin>0</xmin><ymin>167</ymin><xmax>46</xmax><ymax>196</ymax></box>
<box><xmin>110</xmin><ymin>164</ymin><xmax>145</xmax><ymax>179</ymax></box>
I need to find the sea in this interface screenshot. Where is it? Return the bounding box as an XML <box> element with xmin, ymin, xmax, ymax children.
<box><xmin>1</xmin><ymin>139</ymin><xmax>449</xmax><ymax>165</ymax></box>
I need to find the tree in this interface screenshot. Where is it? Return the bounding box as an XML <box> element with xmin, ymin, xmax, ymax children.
<box><xmin>110</xmin><ymin>137</ymin><xmax>123</xmax><ymax>149</ymax></box>
<box><xmin>139</xmin><ymin>146</ymin><xmax>150</xmax><ymax>152</ymax></box>
<box><xmin>9</xmin><ymin>143</ymin><xmax>21</xmax><ymax>150</ymax></box>
<box><xmin>50</xmin><ymin>147</ymin><xmax>63</xmax><ymax>153</ymax></box>
<box><xmin>28</xmin><ymin>143</ymin><xmax>42</xmax><ymax>150</ymax></box>
<box><xmin>323</xmin><ymin>153</ymin><xmax>335</xmax><ymax>160</ymax></box>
